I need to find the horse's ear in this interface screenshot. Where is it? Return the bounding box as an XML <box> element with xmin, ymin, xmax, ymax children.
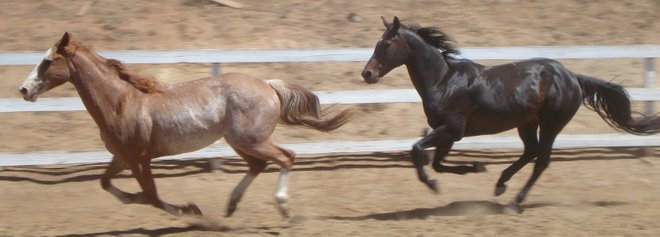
<box><xmin>391</xmin><ymin>16</ymin><xmax>400</xmax><ymax>32</ymax></box>
<box><xmin>61</xmin><ymin>32</ymin><xmax>70</xmax><ymax>46</ymax></box>
<box><xmin>392</xmin><ymin>16</ymin><xmax>401</xmax><ymax>30</ymax></box>
<box><xmin>55</xmin><ymin>32</ymin><xmax>72</xmax><ymax>55</ymax></box>
<box><xmin>383</xmin><ymin>16</ymin><xmax>400</xmax><ymax>39</ymax></box>
<box><xmin>381</xmin><ymin>16</ymin><xmax>391</xmax><ymax>28</ymax></box>
<box><xmin>57</xmin><ymin>32</ymin><xmax>71</xmax><ymax>54</ymax></box>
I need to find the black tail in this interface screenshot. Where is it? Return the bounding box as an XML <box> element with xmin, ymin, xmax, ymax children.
<box><xmin>577</xmin><ymin>74</ymin><xmax>660</xmax><ymax>135</ymax></box>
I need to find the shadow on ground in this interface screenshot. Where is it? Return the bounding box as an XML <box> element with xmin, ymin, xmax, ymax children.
<box><xmin>0</xmin><ymin>147</ymin><xmax>656</xmax><ymax>185</ymax></box>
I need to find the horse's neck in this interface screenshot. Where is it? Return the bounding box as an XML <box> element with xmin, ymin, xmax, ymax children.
<box><xmin>403</xmin><ymin>34</ymin><xmax>449</xmax><ymax>98</ymax></box>
<box><xmin>69</xmin><ymin>53</ymin><xmax>137</xmax><ymax>126</ymax></box>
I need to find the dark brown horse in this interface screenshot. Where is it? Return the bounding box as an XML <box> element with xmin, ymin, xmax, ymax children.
<box><xmin>19</xmin><ymin>32</ymin><xmax>353</xmax><ymax>217</ymax></box>
<box><xmin>362</xmin><ymin>17</ymin><xmax>660</xmax><ymax>212</ymax></box>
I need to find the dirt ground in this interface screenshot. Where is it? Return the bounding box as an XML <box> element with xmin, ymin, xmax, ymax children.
<box><xmin>1</xmin><ymin>0</ymin><xmax>660</xmax><ymax>236</ymax></box>
<box><xmin>2</xmin><ymin>149</ymin><xmax>660</xmax><ymax>236</ymax></box>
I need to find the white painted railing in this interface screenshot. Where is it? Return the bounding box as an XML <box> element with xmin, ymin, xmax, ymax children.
<box><xmin>1</xmin><ymin>45</ymin><xmax>659</xmax><ymax>166</ymax></box>
<box><xmin>3</xmin><ymin>45</ymin><xmax>660</xmax><ymax>65</ymax></box>
<box><xmin>2</xmin><ymin>88</ymin><xmax>660</xmax><ymax>113</ymax></box>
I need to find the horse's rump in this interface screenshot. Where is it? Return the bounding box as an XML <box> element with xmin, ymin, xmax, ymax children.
<box><xmin>266</xmin><ymin>79</ymin><xmax>353</xmax><ymax>132</ymax></box>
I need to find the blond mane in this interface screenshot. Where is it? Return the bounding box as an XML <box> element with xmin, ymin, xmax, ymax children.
<box><xmin>67</xmin><ymin>40</ymin><xmax>169</xmax><ymax>94</ymax></box>
<box><xmin>105</xmin><ymin>59</ymin><xmax>169</xmax><ymax>93</ymax></box>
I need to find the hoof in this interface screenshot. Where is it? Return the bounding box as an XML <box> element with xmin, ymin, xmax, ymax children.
<box><xmin>504</xmin><ymin>201</ymin><xmax>524</xmax><ymax>214</ymax></box>
<box><xmin>276</xmin><ymin>196</ymin><xmax>290</xmax><ymax>218</ymax></box>
<box><xmin>494</xmin><ymin>184</ymin><xmax>506</xmax><ymax>196</ymax></box>
<box><xmin>225</xmin><ymin>203</ymin><xmax>237</xmax><ymax>217</ymax></box>
<box><xmin>277</xmin><ymin>205</ymin><xmax>291</xmax><ymax>219</ymax></box>
<box><xmin>425</xmin><ymin>179</ymin><xmax>440</xmax><ymax>194</ymax></box>
<box><xmin>473</xmin><ymin>162</ymin><xmax>487</xmax><ymax>172</ymax></box>
<box><xmin>183</xmin><ymin>203</ymin><xmax>203</xmax><ymax>216</ymax></box>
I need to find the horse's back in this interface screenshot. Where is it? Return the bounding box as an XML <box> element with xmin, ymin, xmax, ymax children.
<box><xmin>513</xmin><ymin>58</ymin><xmax>583</xmax><ymax>108</ymax></box>
<box><xmin>478</xmin><ymin>58</ymin><xmax>581</xmax><ymax>100</ymax></box>
<box><xmin>462</xmin><ymin>58</ymin><xmax>583</xmax><ymax>135</ymax></box>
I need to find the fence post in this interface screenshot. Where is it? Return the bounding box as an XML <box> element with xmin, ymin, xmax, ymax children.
<box><xmin>644</xmin><ymin>58</ymin><xmax>656</xmax><ymax>115</ymax></box>
<box><xmin>643</xmin><ymin>58</ymin><xmax>656</xmax><ymax>158</ymax></box>
<box><xmin>211</xmin><ymin>63</ymin><xmax>221</xmax><ymax>77</ymax></box>
<box><xmin>209</xmin><ymin>63</ymin><xmax>223</xmax><ymax>173</ymax></box>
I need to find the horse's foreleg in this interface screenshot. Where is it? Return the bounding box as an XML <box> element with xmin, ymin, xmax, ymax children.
<box><xmin>410</xmin><ymin>122</ymin><xmax>465</xmax><ymax>193</ymax></box>
<box><xmin>101</xmin><ymin>157</ymin><xmax>147</xmax><ymax>204</ymax></box>
<box><xmin>411</xmin><ymin>126</ymin><xmax>457</xmax><ymax>193</ymax></box>
<box><xmin>130</xmin><ymin>160</ymin><xmax>202</xmax><ymax>216</ymax></box>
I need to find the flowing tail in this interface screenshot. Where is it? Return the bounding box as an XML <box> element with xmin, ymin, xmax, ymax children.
<box><xmin>577</xmin><ymin>74</ymin><xmax>660</xmax><ymax>135</ymax></box>
<box><xmin>266</xmin><ymin>79</ymin><xmax>354</xmax><ymax>132</ymax></box>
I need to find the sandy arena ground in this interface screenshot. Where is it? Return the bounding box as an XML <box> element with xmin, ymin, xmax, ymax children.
<box><xmin>1</xmin><ymin>0</ymin><xmax>660</xmax><ymax>236</ymax></box>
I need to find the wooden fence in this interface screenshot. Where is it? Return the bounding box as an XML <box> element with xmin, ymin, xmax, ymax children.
<box><xmin>1</xmin><ymin>45</ymin><xmax>659</xmax><ymax>166</ymax></box>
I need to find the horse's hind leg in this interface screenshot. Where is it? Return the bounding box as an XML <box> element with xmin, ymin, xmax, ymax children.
<box><xmin>508</xmin><ymin>115</ymin><xmax>571</xmax><ymax>213</ymax></box>
<box><xmin>225</xmin><ymin>150</ymin><xmax>268</xmax><ymax>217</ymax></box>
<box><xmin>231</xmin><ymin>142</ymin><xmax>295</xmax><ymax>218</ymax></box>
<box><xmin>494</xmin><ymin>121</ymin><xmax>539</xmax><ymax>196</ymax></box>
<box><xmin>129</xmin><ymin>159</ymin><xmax>202</xmax><ymax>216</ymax></box>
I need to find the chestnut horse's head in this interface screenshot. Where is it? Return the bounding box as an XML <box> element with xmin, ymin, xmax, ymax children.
<box><xmin>18</xmin><ymin>32</ymin><xmax>74</xmax><ymax>102</ymax></box>
<box><xmin>361</xmin><ymin>16</ymin><xmax>411</xmax><ymax>84</ymax></box>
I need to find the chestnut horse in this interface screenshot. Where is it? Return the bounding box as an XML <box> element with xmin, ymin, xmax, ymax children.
<box><xmin>362</xmin><ymin>17</ymin><xmax>660</xmax><ymax>212</ymax></box>
<box><xmin>19</xmin><ymin>32</ymin><xmax>353</xmax><ymax>217</ymax></box>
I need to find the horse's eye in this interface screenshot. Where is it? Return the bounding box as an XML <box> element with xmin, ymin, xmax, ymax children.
<box><xmin>379</xmin><ymin>40</ymin><xmax>392</xmax><ymax>49</ymax></box>
<box><xmin>38</xmin><ymin>60</ymin><xmax>52</xmax><ymax>74</ymax></box>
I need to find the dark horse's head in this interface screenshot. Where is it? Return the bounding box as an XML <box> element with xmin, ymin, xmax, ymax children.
<box><xmin>361</xmin><ymin>16</ymin><xmax>458</xmax><ymax>84</ymax></box>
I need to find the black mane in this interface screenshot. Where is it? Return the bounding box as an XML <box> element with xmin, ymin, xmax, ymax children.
<box><xmin>405</xmin><ymin>24</ymin><xmax>460</xmax><ymax>56</ymax></box>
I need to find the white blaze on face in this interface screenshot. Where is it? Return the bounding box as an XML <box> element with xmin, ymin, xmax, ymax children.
<box><xmin>19</xmin><ymin>48</ymin><xmax>53</xmax><ymax>102</ymax></box>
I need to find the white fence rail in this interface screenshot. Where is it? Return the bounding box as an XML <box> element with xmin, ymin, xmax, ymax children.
<box><xmin>3</xmin><ymin>45</ymin><xmax>660</xmax><ymax>66</ymax></box>
<box><xmin>1</xmin><ymin>45</ymin><xmax>659</xmax><ymax>166</ymax></box>
<box><xmin>2</xmin><ymin>88</ymin><xmax>660</xmax><ymax>113</ymax></box>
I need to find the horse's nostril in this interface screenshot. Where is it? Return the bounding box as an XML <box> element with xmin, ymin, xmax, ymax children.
<box><xmin>362</xmin><ymin>70</ymin><xmax>372</xmax><ymax>79</ymax></box>
<box><xmin>19</xmin><ymin>87</ymin><xmax>28</xmax><ymax>95</ymax></box>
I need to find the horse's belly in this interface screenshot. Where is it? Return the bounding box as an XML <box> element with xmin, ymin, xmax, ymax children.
<box><xmin>464</xmin><ymin>124</ymin><xmax>515</xmax><ymax>136</ymax></box>
<box><xmin>151</xmin><ymin>126</ymin><xmax>225</xmax><ymax>157</ymax></box>
<box><xmin>464</xmin><ymin>112</ymin><xmax>533</xmax><ymax>136</ymax></box>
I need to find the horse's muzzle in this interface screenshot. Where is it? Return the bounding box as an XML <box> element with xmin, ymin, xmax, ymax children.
<box><xmin>19</xmin><ymin>87</ymin><xmax>38</xmax><ymax>102</ymax></box>
<box><xmin>361</xmin><ymin>70</ymin><xmax>380</xmax><ymax>84</ymax></box>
